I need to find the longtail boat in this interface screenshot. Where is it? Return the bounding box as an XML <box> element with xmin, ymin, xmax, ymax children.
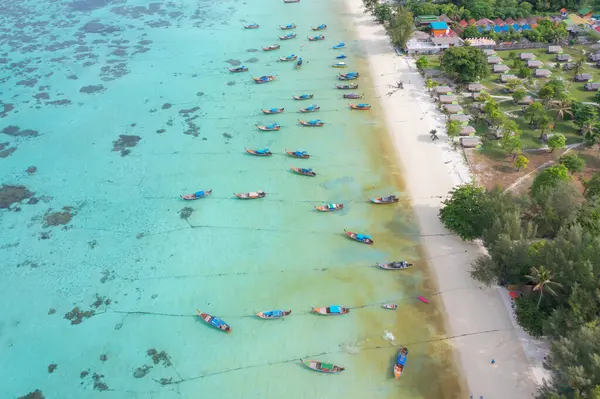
<box><xmin>256</xmin><ymin>123</ymin><xmax>280</xmax><ymax>131</ymax></box>
<box><xmin>283</xmin><ymin>0</ymin><xmax>300</xmax><ymax>3</ymax></box>
<box><xmin>338</xmin><ymin>72</ymin><xmax>359</xmax><ymax>81</ymax></box>
<box><xmin>285</xmin><ymin>149</ymin><xmax>310</xmax><ymax>159</ymax></box>
<box><xmin>312</xmin><ymin>24</ymin><xmax>327</xmax><ymax>31</ymax></box>
<box><xmin>336</xmin><ymin>53</ymin><xmax>347</xmax><ymax>59</ymax></box>
<box><xmin>343</xmin><ymin>93</ymin><xmax>363</xmax><ymax>99</ymax></box>
<box><xmin>279</xmin><ymin>33</ymin><xmax>297</xmax><ymax>40</ymax></box>
<box><xmin>299</xmin><ymin>105</ymin><xmax>320</xmax><ymax>113</ymax></box>
<box><xmin>255</xmin><ymin>309</ymin><xmax>292</xmax><ymax>319</ymax></box>
<box><xmin>332</xmin><ymin>62</ymin><xmax>347</xmax><ymax>68</ymax></box>
<box><xmin>332</xmin><ymin>42</ymin><xmax>346</xmax><ymax>49</ymax></box>
<box><xmin>311</xmin><ymin>305</ymin><xmax>349</xmax><ymax>315</ymax></box>
<box><xmin>315</xmin><ymin>203</ymin><xmax>344</xmax><ymax>212</ymax></box>
<box><xmin>307</xmin><ymin>35</ymin><xmax>325</xmax><ymax>41</ymax></box>
<box><xmin>394</xmin><ymin>347</ymin><xmax>409</xmax><ymax>379</ymax></box>
<box><xmin>245</xmin><ymin>148</ymin><xmax>272</xmax><ymax>156</ymax></box>
<box><xmin>197</xmin><ymin>310</ymin><xmax>231</xmax><ymax>333</ymax></box>
<box><xmin>253</xmin><ymin>75</ymin><xmax>277</xmax><ymax>84</ymax></box>
<box><xmin>243</xmin><ymin>23</ymin><xmax>259</xmax><ymax>29</ymax></box>
<box><xmin>344</xmin><ymin>229</ymin><xmax>373</xmax><ymax>244</ymax></box>
<box><xmin>280</xmin><ymin>54</ymin><xmax>298</xmax><ymax>61</ymax></box>
<box><xmin>377</xmin><ymin>261</ymin><xmax>413</xmax><ymax>270</ymax></box>
<box><xmin>369</xmin><ymin>195</ymin><xmax>398</xmax><ymax>204</ymax></box>
<box><xmin>293</xmin><ymin>94</ymin><xmax>313</xmax><ymax>100</ymax></box>
<box><xmin>228</xmin><ymin>66</ymin><xmax>248</xmax><ymax>73</ymax></box>
<box><xmin>350</xmin><ymin>103</ymin><xmax>371</xmax><ymax>110</ymax></box>
<box><xmin>262</xmin><ymin>107</ymin><xmax>284</xmax><ymax>114</ymax></box>
<box><xmin>296</xmin><ymin>58</ymin><xmax>303</xmax><ymax>69</ymax></box>
<box><xmin>298</xmin><ymin>119</ymin><xmax>324</xmax><ymax>127</ymax></box>
<box><xmin>418</xmin><ymin>296</ymin><xmax>429</xmax><ymax>304</ymax></box>
<box><xmin>291</xmin><ymin>167</ymin><xmax>316</xmax><ymax>177</ymax></box>
<box><xmin>300</xmin><ymin>359</ymin><xmax>345</xmax><ymax>373</ymax></box>
<box><xmin>336</xmin><ymin>83</ymin><xmax>358</xmax><ymax>89</ymax></box>
<box><xmin>181</xmin><ymin>189</ymin><xmax>213</xmax><ymax>200</ymax></box>
<box><xmin>234</xmin><ymin>190</ymin><xmax>266</xmax><ymax>199</ymax></box>
<box><xmin>262</xmin><ymin>44</ymin><xmax>280</xmax><ymax>51</ymax></box>
<box><xmin>280</xmin><ymin>23</ymin><xmax>296</xmax><ymax>30</ymax></box>
<box><xmin>382</xmin><ymin>303</ymin><xmax>398</xmax><ymax>310</ymax></box>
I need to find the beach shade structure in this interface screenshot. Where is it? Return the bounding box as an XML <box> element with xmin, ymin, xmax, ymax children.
<box><xmin>493</xmin><ymin>64</ymin><xmax>509</xmax><ymax>73</ymax></box>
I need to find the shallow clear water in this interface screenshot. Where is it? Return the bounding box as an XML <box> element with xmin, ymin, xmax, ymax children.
<box><xmin>0</xmin><ymin>0</ymin><xmax>462</xmax><ymax>398</ymax></box>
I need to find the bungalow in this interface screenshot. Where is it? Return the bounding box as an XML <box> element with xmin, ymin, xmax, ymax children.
<box><xmin>500</xmin><ymin>74</ymin><xmax>518</xmax><ymax>82</ymax></box>
<box><xmin>460</xmin><ymin>126</ymin><xmax>476</xmax><ymax>136</ymax></box>
<box><xmin>579</xmin><ymin>7</ymin><xmax>592</xmax><ymax>17</ymax></box>
<box><xmin>505</xmin><ymin>17</ymin><xmax>515</xmax><ymax>25</ymax></box>
<box><xmin>450</xmin><ymin>114</ymin><xmax>471</xmax><ymax>122</ymax></box>
<box><xmin>556</xmin><ymin>54</ymin><xmax>572</xmax><ymax>62</ymax></box>
<box><xmin>535</xmin><ymin>69</ymin><xmax>552</xmax><ymax>77</ymax></box>
<box><xmin>528</xmin><ymin>60</ymin><xmax>543</xmax><ymax>68</ymax></box>
<box><xmin>585</xmin><ymin>82</ymin><xmax>600</xmax><ymax>91</ymax></box>
<box><xmin>483</xmin><ymin>49</ymin><xmax>497</xmax><ymax>56</ymax></box>
<box><xmin>443</xmin><ymin>104</ymin><xmax>463</xmax><ymax>114</ymax></box>
<box><xmin>520</xmin><ymin>52</ymin><xmax>535</xmax><ymax>60</ymax></box>
<box><xmin>435</xmin><ymin>85</ymin><xmax>452</xmax><ymax>94</ymax></box>
<box><xmin>575</xmin><ymin>73</ymin><xmax>593</xmax><ymax>82</ymax></box>
<box><xmin>488</xmin><ymin>56</ymin><xmax>502</xmax><ymax>64</ymax></box>
<box><xmin>560</xmin><ymin>8</ymin><xmax>568</xmax><ymax>18</ymax></box>
<box><xmin>458</xmin><ymin>19</ymin><xmax>468</xmax><ymax>28</ymax></box>
<box><xmin>430</xmin><ymin>21</ymin><xmax>450</xmax><ymax>36</ymax></box>
<box><xmin>589</xmin><ymin>53</ymin><xmax>600</xmax><ymax>62</ymax></box>
<box><xmin>430</xmin><ymin>35</ymin><xmax>464</xmax><ymax>49</ymax></box>
<box><xmin>518</xmin><ymin>95</ymin><xmax>534</xmax><ymax>105</ymax></box>
<box><xmin>493</xmin><ymin>64</ymin><xmax>510</xmax><ymax>73</ymax></box>
<box><xmin>460</xmin><ymin>136</ymin><xmax>481</xmax><ymax>148</ymax></box>
<box><xmin>415</xmin><ymin>15</ymin><xmax>439</xmax><ymax>26</ymax></box>
<box><xmin>438</xmin><ymin>14</ymin><xmax>454</xmax><ymax>24</ymax></box>
<box><xmin>548</xmin><ymin>45</ymin><xmax>563</xmax><ymax>54</ymax></box>
<box><xmin>439</xmin><ymin>94</ymin><xmax>457</xmax><ymax>103</ymax></box>
<box><xmin>468</xmin><ymin>83</ymin><xmax>485</xmax><ymax>92</ymax></box>
<box><xmin>465</xmin><ymin>37</ymin><xmax>496</xmax><ymax>46</ymax></box>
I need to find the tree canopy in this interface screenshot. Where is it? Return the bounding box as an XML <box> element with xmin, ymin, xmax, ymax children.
<box><xmin>440</xmin><ymin>46</ymin><xmax>490</xmax><ymax>83</ymax></box>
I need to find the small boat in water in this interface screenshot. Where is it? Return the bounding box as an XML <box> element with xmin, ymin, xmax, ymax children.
<box><xmin>280</xmin><ymin>54</ymin><xmax>298</xmax><ymax>61</ymax></box>
<box><xmin>394</xmin><ymin>347</ymin><xmax>409</xmax><ymax>379</ymax></box>
<box><xmin>343</xmin><ymin>93</ymin><xmax>363</xmax><ymax>99</ymax></box>
<box><xmin>228</xmin><ymin>66</ymin><xmax>248</xmax><ymax>73</ymax></box>
<box><xmin>280</xmin><ymin>23</ymin><xmax>296</xmax><ymax>30</ymax></box>
<box><xmin>295</xmin><ymin>57</ymin><xmax>303</xmax><ymax>69</ymax></box>
<box><xmin>256</xmin><ymin>123</ymin><xmax>280</xmax><ymax>131</ymax></box>
<box><xmin>285</xmin><ymin>149</ymin><xmax>310</xmax><ymax>159</ymax></box>
<box><xmin>332</xmin><ymin>62</ymin><xmax>347</xmax><ymax>68</ymax></box>
<box><xmin>336</xmin><ymin>83</ymin><xmax>358</xmax><ymax>89</ymax></box>
<box><xmin>291</xmin><ymin>167</ymin><xmax>316</xmax><ymax>177</ymax></box>
<box><xmin>293</xmin><ymin>94</ymin><xmax>313</xmax><ymax>100</ymax></box>
<box><xmin>344</xmin><ymin>229</ymin><xmax>373</xmax><ymax>244</ymax></box>
<box><xmin>350</xmin><ymin>103</ymin><xmax>371</xmax><ymax>110</ymax></box>
<box><xmin>382</xmin><ymin>303</ymin><xmax>398</xmax><ymax>310</ymax></box>
<box><xmin>245</xmin><ymin>148</ymin><xmax>272</xmax><ymax>156</ymax></box>
<box><xmin>255</xmin><ymin>309</ymin><xmax>292</xmax><ymax>319</ymax></box>
<box><xmin>262</xmin><ymin>107</ymin><xmax>284</xmax><ymax>114</ymax></box>
<box><xmin>338</xmin><ymin>72</ymin><xmax>359</xmax><ymax>81</ymax></box>
<box><xmin>377</xmin><ymin>261</ymin><xmax>413</xmax><ymax>270</ymax></box>
<box><xmin>369</xmin><ymin>195</ymin><xmax>398</xmax><ymax>204</ymax></box>
<box><xmin>253</xmin><ymin>75</ymin><xmax>277</xmax><ymax>84</ymax></box>
<box><xmin>301</xmin><ymin>359</ymin><xmax>345</xmax><ymax>373</ymax></box>
<box><xmin>312</xmin><ymin>24</ymin><xmax>327</xmax><ymax>31</ymax></box>
<box><xmin>308</xmin><ymin>34</ymin><xmax>325</xmax><ymax>41</ymax></box>
<box><xmin>279</xmin><ymin>33</ymin><xmax>297</xmax><ymax>40</ymax></box>
<box><xmin>418</xmin><ymin>296</ymin><xmax>429</xmax><ymax>304</ymax></box>
<box><xmin>234</xmin><ymin>190</ymin><xmax>266</xmax><ymax>199</ymax></box>
<box><xmin>315</xmin><ymin>203</ymin><xmax>344</xmax><ymax>212</ymax></box>
<box><xmin>336</xmin><ymin>53</ymin><xmax>347</xmax><ymax>59</ymax></box>
<box><xmin>181</xmin><ymin>189</ymin><xmax>213</xmax><ymax>200</ymax></box>
<box><xmin>312</xmin><ymin>305</ymin><xmax>349</xmax><ymax>315</ymax></box>
<box><xmin>299</xmin><ymin>104</ymin><xmax>320</xmax><ymax>113</ymax></box>
<box><xmin>197</xmin><ymin>310</ymin><xmax>231</xmax><ymax>333</ymax></box>
<box><xmin>262</xmin><ymin>44</ymin><xmax>281</xmax><ymax>51</ymax></box>
<box><xmin>298</xmin><ymin>119</ymin><xmax>324</xmax><ymax>127</ymax></box>
<box><xmin>283</xmin><ymin>0</ymin><xmax>300</xmax><ymax>3</ymax></box>
<box><xmin>244</xmin><ymin>23</ymin><xmax>259</xmax><ymax>29</ymax></box>
<box><xmin>332</xmin><ymin>42</ymin><xmax>346</xmax><ymax>49</ymax></box>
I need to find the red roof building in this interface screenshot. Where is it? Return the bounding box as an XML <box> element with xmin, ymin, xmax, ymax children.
<box><xmin>468</xmin><ymin>18</ymin><xmax>476</xmax><ymax>25</ymax></box>
<box><xmin>494</xmin><ymin>18</ymin><xmax>504</xmax><ymax>25</ymax></box>
<box><xmin>505</xmin><ymin>17</ymin><xmax>515</xmax><ymax>24</ymax></box>
<box><xmin>458</xmin><ymin>19</ymin><xmax>468</xmax><ymax>27</ymax></box>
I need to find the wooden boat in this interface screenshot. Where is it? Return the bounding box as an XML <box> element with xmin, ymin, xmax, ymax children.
<box><xmin>197</xmin><ymin>310</ymin><xmax>231</xmax><ymax>333</ymax></box>
<box><xmin>228</xmin><ymin>66</ymin><xmax>248</xmax><ymax>73</ymax></box>
<box><xmin>332</xmin><ymin>62</ymin><xmax>347</xmax><ymax>68</ymax></box>
<box><xmin>296</xmin><ymin>58</ymin><xmax>303</xmax><ymax>69</ymax></box>
<box><xmin>283</xmin><ymin>0</ymin><xmax>300</xmax><ymax>3</ymax></box>
<box><xmin>332</xmin><ymin>42</ymin><xmax>346</xmax><ymax>49</ymax></box>
<box><xmin>369</xmin><ymin>195</ymin><xmax>398</xmax><ymax>204</ymax></box>
<box><xmin>291</xmin><ymin>167</ymin><xmax>316</xmax><ymax>177</ymax></box>
<box><xmin>298</xmin><ymin>119</ymin><xmax>324</xmax><ymax>127</ymax></box>
<box><xmin>262</xmin><ymin>44</ymin><xmax>280</xmax><ymax>51</ymax></box>
<box><xmin>262</xmin><ymin>107</ymin><xmax>284</xmax><ymax>114</ymax></box>
<box><xmin>394</xmin><ymin>347</ymin><xmax>409</xmax><ymax>379</ymax></box>
<box><xmin>382</xmin><ymin>303</ymin><xmax>398</xmax><ymax>310</ymax></box>
<box><xmin>377</xmin><ymin>261</ymin><xmax>413</xmax><ymax>270</ymax></box>
<box><xmin>255</xmin><ymin>309</ymin><xmax>292</xmax><ymax>319</ymax></box>
<box><xmin>253</xmin><ymin>75</ymin><xmax>277</xmax><ymax>84</ymax></box>
<box><xmin>299</xmin><ymin>105</ymin><xmax>320</xmax><ymax>113</ymax></box>
<box><xmin>315</xmin><ymin>203</ymin><xmax>344</xmax><ymax>212</ymax></box>
<box><xmin>336</xmin><ymin>83</ymin><xmax>358</xmax><ymax>90</ymax></box>
<box><xmin>280</xmin><ymin>54</ymin><xmax>298</xmax><ymax>61</ymax></box>
<box><xmin>280</xmin><ymin>24</ymin><xmax>296</xmax><ymax>30</ymax></box>
<box><xmin>279</xmin><ymin>33</ymin><xmax>297</xmax><ymax>40</ymax></box>
<box><xmin>350</xmin><ymin>103</ymin><xmax>371</xmax><ymax>110</ymax></box>
<box><xmin>417</xmin><ymin>296</ymin><xmax>429</xmax><ymax>304</ymax></box>
<box><xmin>312</xmin><ymin>24</ymin><xmax>327</xmax><ymax>31</ymax></box>
<box><xmin>344</xmin><ymin>229</ymin><xmax>374</xmax><ymax>244</ymax></box>
<box><xmin>301</xmin><ymin>359</ymin><xmax>345</xmax><ymax>373</ymax></box>
<box><xmin>293</xmin><ymin>94</ymin><xmax>313</xmax><ymax>100</ymax></box>
<box><xmin>312</xmin><ymin>305</ymin><xmax>349</xmax><ymax>315</ymax></box>
<box><xmin>245</xmin><ymin>148</ymin><xmax>272</xmax><ymax>156</ymax></box>
<box><xmin>285</xmin><ymin>149</ymin><xmax>310</xmax><ymax>159</ymax></box>
<box><xmin>256</xmin><ymin>123</ymin><xmax>280</xmax><ymax>131</ymax></box>
<box><xmin>343</xmin><ymin>93</ymin><xmax>363</xmax><ymax>99</ymax></box>
<box><xmin>336</xmin><ymin>54</ymin><xmax>347</xmax><ymax>59</ymax></box>
<box><xmin>234</xmin><ymin>190</ymin><xmax>266</xmax><ymax>199</ymax></box>
<box><xmin>181</xmin><ymin>189</ymin><xmax>213</xmax><ymax>200</ymax></box>
<box><xmin>307</xmin><ymin>35</ymin><xmax>325</xmax><ymax>41</ymax></box>
<box><xmin>244</xmin><ymin>23</ymin><xmax>259</xmax><ymax>29</ymax></box>
<box><xmin>338</xmin><ymin>72</ymin><xmax>359</xmax><ymax>81</ymax></box>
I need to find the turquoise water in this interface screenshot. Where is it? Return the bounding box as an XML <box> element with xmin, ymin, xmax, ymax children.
<box><xmin>0</xmin><ymin>0</ymin><xmax>463</xmax><ymax>398</ymax></box>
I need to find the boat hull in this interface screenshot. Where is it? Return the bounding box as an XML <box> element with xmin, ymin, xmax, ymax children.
<box><xmin>311</xmin><ymin>306</ymin><xmax>350</xmax><ymax>315</ymax></box>
<box><xmin>315</xmin><ymin>204</ymin><xmax>344</xmax><ymax>212</ymax></box>
<box><xmin>394</xmin><ymin>347</ymin><xmax>409</xmax><ymax>379</ymax></box>
<box><xmin>293</xmin><ymin>95</ymin><xmax>314</xmax><ymax>100</ymax></box>
<box><xmin>285</xmin><ymin>150</ymin><xmax>310</xmax><ymax>159</ymax></box>
<box><xmin>245</xmin><ymin>148</ymin><xmax>273</xmax><ymax>156</ymax></box>
<box><xmin>181</xmin><ymin>189</ymin><xmax>213</xmax><ymax>200</ymax></box>
<box><xmin>301</xmin><ymin>359</ymin><xmax>345</xmax><ymax>373</ymax></box>
<box><xmin>261</xmin><ymin>108</ymin><xmax>284</xmax><ymax>114</ymax></box>
<box><xmin>369</xmin><ymin>196</ymin><xmax>398</xmax><ymax>204</ymax></box>
<box><xmin>344</xmin><ymin>230</ymin><xmax>374</xmax><ymax>244</ymax></box>
<box><xmin>234</xmin><ymin>192</ymin><xmax>266</xmax><ymax>199</ymax></box>
<box><xmin>291</xmin><ymin>167</ymin><xmax>316</xmax><ymax>176</ymax></box>
<box><xmin>255</xmin><ymin>310</ymin><xmax>292</xmax><ymax>319</ymax></box>
<box><xmin>197</xmin><ymin>310</ymin><xmax>231</xmax><ymax>333</ymax></box>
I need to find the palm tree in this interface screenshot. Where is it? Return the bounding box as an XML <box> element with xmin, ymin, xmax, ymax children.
<box><xmin>550</xmin><ymin>98</ymin><xmax>574</xmax><ymax>121</ymax></box>
<box><xmin>572</xmin><ymin>58</ymin><xmax>585</xmax><ymax>78</ymax></box>
<box><xmin>524</xmin><ymin>266</ymin><xmax>563</xmax><ymax>309</ymax></box>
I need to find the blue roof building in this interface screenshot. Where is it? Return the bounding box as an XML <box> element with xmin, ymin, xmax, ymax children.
<box><xmin>430</xmin><ymin>21</ymin><xmax>449</xmax><ymax>30</ymax></box>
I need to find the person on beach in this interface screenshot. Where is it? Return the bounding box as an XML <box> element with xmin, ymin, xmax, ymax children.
<box><xmin>430</xmin><ymin>129</ymin><xmax>438</xmax><ymax>141</ymax></box>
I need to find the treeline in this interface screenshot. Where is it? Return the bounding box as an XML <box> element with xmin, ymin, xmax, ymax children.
<box><xmin>362</xmin><ymin>0</ymin><xmax>415</xmax><ymax>48</ymax></box>
<box><xmin>439</xmin><ymin>168</ymin><xmax>600</xmax><ymax>397</ymax></box>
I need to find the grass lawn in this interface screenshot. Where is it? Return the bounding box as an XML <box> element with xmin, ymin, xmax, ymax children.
<box><xmin>423</xmin><ymin>55</ymin><xmax>441</xmax><ymax>70</ymax></box>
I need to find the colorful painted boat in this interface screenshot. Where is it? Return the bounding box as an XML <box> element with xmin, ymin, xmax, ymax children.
<box><xmin>280</xmin><ymin>54</ymin><xmax>298</xmax><ymax>61</ymax></box>
<box><xmin>332</xmin><ymin>62</ymin><xmax>347</xmax><ymax>68</ymax></box>
<box><xmin>256</xmin><ymin>123</ymin><xmax>280</xmax><ymax>131</ymax></box>
<box><xmin>377</xmin><ymin>261</ymin><xmax>413</xmax><ymax>270</ymax></box>
<box><xmin>285</xmin><ymin>149</ymin><xmax>310</xmax><ymax>159</ymax></box>
<box><xmin>245</xmin><ymin>148</ymin><xmax>272</xmax><ymax>156</ymax></box>
<box><xmin>234</xmin><ymin>191</ymin><xmax>266</xmax><ymax>199</ymax></box>
<box><xmin>197</xmin><ymin>310</ymin><xmax>231</xmax><ymax>333</ymax></box>
<box><xmin>336</xmin><ymin>83</ymin><xmax>358</xmax><ymax>89</ymax></box>
<box><xmin>308</xmin><ymin>35</ymin><xmax>325</xmax><ymax>41</ymax></box>
<box><xmin>369</xmin><ymin>195</ymin><xmax>398</xmax><ymax>203</ymax></box>
<box><xmin>253</xmin><ymin>75</ymin><xmax>277</xmax><ymax>84</ymax></box>
<box><xmin>332</xmin><ymin>42</ymin><xmax>346</xmax><ymax>49</ymax></box>
<box><xmin>296</xmin><ymin>58</ymin><xmax>303</xmax><ymax>69</ymax></box>
<box><xmin>255</xmin><ymin>309</ymin><xmax>292</xmax><ymax>319</ymax></box>
<box><xmin>394</xmin><ymin>347</ymin><xmax>409</xmax><ymax>379</ymax></box>
<box><xmin>228</xmin><ymin>66</ymin><xmax>248</xmax><ymax>72</ymax></box>
<box><xmin>315</xmin><ymin>203</ymin><xmax>344</xmax><ymax>212</ymax></box>
<box><xmin>262</xmin><ymin>44</ymin><xmax>280</xmax><ymax>51</ymax></box>
<box><xmin>344</xmin><ymin>229</ymin><xmax>373</xmax><ymax>244</ymax></box>
<box><xmin>311</xmin><ymin>305</ymin><xmax>349</xmax><ymax>315</ymax></box>
<box><xmin>382</xmin><ymin>303</ymin><xmax>398</xmax><ymax>310</ymax></box>
<box><xmin>338</xmin><ymin>72</ymin><xmax>359</xmax><ymax>80</ymax></box>
<box><xmin>262</xmin><ymin>107</ymin><xmax>284</xmax><ymax>114</ymax></box>
<box><xmin>299</xmin><ymin>105</ymin><xmax>320</xmax><ymax>113</ymax></box>
<box><xmin>336</xmin><ymin>53</ymin><xmax>347</xmax><ymax>59</ymax></box>
<box><xmin>418</xmin><ymin>296</ymin><xmax>429</xmax><ymax>304</ymax></box>
<box><xmin>350</xmin><ymin>103</ymin><xmax>371</xmax><ymax>110</ymax></box>
<box><xmin>343</xmin><ymin>93</ymin><xmax>363</xmax><ymax>99</ymax></box>
<box><xmin>300</xmin><ymin>359</ymin><xmax>345</xmax><ymax>373</ymax></box>
<box><xmin>312</xmin><ymin>24</ymin><xmax>327</xmax><ymax>31</ymax></box>
<box><xmin>298</xmin><ymin>119</ymin><xmax>324</xmax><ymax>127</ymax></box>
<box><xmin>243</xmin><ymin>23</ymin><xmax>259</xmax><ymax>29</ymax></box>
<box><xmin>280</xmin><ymin>23</ymin><xmax>296</xmax><ymax>30</ymax></box>
<box><xmin>293</xmin><ymin>94</ymin><xmax>313</xmax><ymax>100</ymax></box>
<box><xmin>181</xmin><ymin>189</ymin><xmax>213</xmax><ymax>200</ymax></box>
<box><xmin>279</xmin><ymin>33</ymin><xmax>297</xmax><ymax>40</ymax></box>
<box><xmin>291</xmin><ymin>167</ymin><xmax>316</xmax><ymax>177</ymax></box>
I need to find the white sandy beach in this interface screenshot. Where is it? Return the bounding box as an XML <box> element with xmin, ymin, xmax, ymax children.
<box><xmin>344</xmin><ymin>1</ymin><xmax>540</xmax><ymax>398</ymax></box>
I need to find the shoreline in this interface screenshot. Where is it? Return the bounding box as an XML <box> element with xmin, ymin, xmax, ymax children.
<box><xmin>343</xmin><ymin>1</ymin><xmax>539</xmax><ymax>397</ymax></box>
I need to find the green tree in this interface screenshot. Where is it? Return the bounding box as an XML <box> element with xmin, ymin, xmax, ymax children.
<box><xmin>577</xmin><ymin>196</ymin><xmax>600</xmax><ymax>236</ymax></box>
<box><xmin>560</xmin><ymin>153</ymin><xmax>585</xmax><ymax>173</ymax></box>
<box><xmin>550</xmin><ymin>98</ymin><xmax>574</xmax><ymax>121</ymax></box>
<box><xmin>514</xmin><ymin>154</ymin><xmax>529</xmax><ymax>171</ymax></box>
<box><xmin>592</xmin><ymin>90</ymin><xmax>600</xmax><ymax>106</ymax></box>
<box><xmin>524</xmin><ymin>266</ymin><xmax>562</xmax><ymax>309</ymax></box>
<box><xmin>440</xmin><ymin>46</ymin><xmax>490</xmax><ymax>82</ymax></box>
<box><xmin>534</xmin><ymin>180</ymin><xmax>583</xmax><ymax>238</ymax></box>
<box><xmin>425</xmin><ymin>77</ymin><xmax>439</xmax><ymax>91</ymax></box>
<box><xmin>584</xmin><ymin>173</ymin><xmax>600</xmax><ymax>198</ymax></box>
<box><xmin>572</xmin><ymin>58</ymin><xmax>585</xmax><ymax>77</ymax></box>
<box><xmin>572</xmin><ymin>102</ymin><xmax>598</xmax><ymax>133</ymax></box>
<box><xmin>531</xmin><ymin>164</ymin><xmax>570</xmax><ymax>199</ymax></box>
<box><xmin>514</xmin><ymin>296</ymin><xmax>547</xmax><ymax>336</ymax></box>
<box><xmin>505</xmin><ymin>78</ymin><xmax>521</xmax><ymax>93</ymax></box>
<box><xmin>416</xmin><ymin>56</ymin><xmax>429</xmax><ymax>71</ymax></box>
<box><xmin>439</xmin><ymin>183</ymin><xmax>491</xmax><ymax>240</ymax></box>
<box><xmin>388</xmin><ymin>7</ymin><xmax>414</xmax><ymax>49</ymax></box>
<box><xmin>373</xmin><ymin>3</ymin><xmax>393</xmax><ymax>24</ymax></box>
<box><xmin>548</xmin><ymin>134</ymin><xmax>567</xmax><ymax>153</ymax></box>
<box><xmin>517</xmin><ymin>65</ymin><xmax>532</xmax><ymax>79</ymax></box>
<box><xmin>362</xmin><ymin>0</ymin><xmax>376</xmax><ymax>14</ymax></box>
<box><xmin>512</xmin><ymin>89</ymin><xmax>527</xmax><ymax>104</ymax></box>
<box><xmin>446</xmin><ymin>119</ymin><xmax>462</xmax><ymax>138</ymax></box>
<box><xmin>539</xmin><ymin>84</ymin><xmax>556</xmax><ymax>104</ymax></box>
<box><xmin>524</xmin><ymin>102</ymin><xmax>546</xmax><ymax>127</ymax></box>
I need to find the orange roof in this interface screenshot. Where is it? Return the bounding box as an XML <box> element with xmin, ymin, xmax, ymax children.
<box><xmin>468</xmin><ymin>18</ymin><xmax>476</xmax><ymax>25</ymax></box>
<box><xmin>560</xmin><ymin>8</ymin><xmax>567</xmax><ymax>12</ymax></box>
<box><xmin>459</xmin><ymin>19</ymin><xmax>468</xmax><ymax>27</ymax></box>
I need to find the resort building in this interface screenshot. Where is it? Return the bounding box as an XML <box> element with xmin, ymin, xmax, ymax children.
<box><xmin>465</xmin><ymin>38</ymin><xmax>497</xmax><ymax>47</ymax></box>
<box><xmin>487</xmin><ymin>56</ymin><xmax>502</xmax><ymax>64</ymax></box>
<box><xmin>460</xmin><ymin>126</ymin><xmax>476</xmax><ymax>136</ymax></box>
<box><xmin>575</xmin><ymin>73</ymin><xmax>592</xmax><ymax>82</ymax></box>
<box><xmin>548</xmin><ymin>45</ymin><xmax>563</xmax><ymax>53</ymax></box>
<box><xmin>468</xmin><ymin>83</ymin><xmax>484</xmax><ymax>92</ymax></box>
<box><xmin>500</xmin><ymin>74</ymin><xmax>518</xmax><ymax>82</ymax></box>
<box><xmin>435</xmin><ymin>86</ymin><xmax>452</xmax><ymax>94</ymax></box>
<box><xmin>493</xmin><ymin>64</ymin><xmax>510</xmax><ymax>73</ymax></box>
<box><xmin>585</xmin><ymin>82</ymin><xmax>600</xmax><ymax>91</ymax></box>
<box><xmin>443</xmin><ymin>104</ymin><xmax>463</xmax><ymax>114</ymax></box>
<box><xmin>535</xmin><ymin>69</ymin><xmax>552</xmax><ymax>77</ymax></box>
<box><xmin>405</xmin><ymin>19</ymin><xmax>463</xmax><ymax>54</ymax></box>
<box><xmin>520</xmin><ymin>52</ymin><xmax>535</xmax><ymax>60</ymax></box>
<box><xmin>439</xmin><ymin>94</ymin><xmax>457</xmax><ymax>103</ymax></box>
<box><xmin>527</xmin><ymin>60</ymin><xmax>543</xmax><ymax>68</ymax></box>
<box><xmin>556</xmin><ymin>54</ymin><xmax>572</xmax><ymax>62</ymax></box>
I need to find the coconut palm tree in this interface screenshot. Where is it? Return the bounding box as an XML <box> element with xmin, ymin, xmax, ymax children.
<box><xmin>572</xmin><ymin>59</ymin><xmax>585</xmax><ymax>78</ymax></box>
<box><xmin>524</xmin><ymin>266</ymin><xmax>563</xmax><ymax>309</ymax></box>
<box><xmin>550</xmin><ymin>98</ymin><xmax>574</xmax><ymax>121</ymax></box>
